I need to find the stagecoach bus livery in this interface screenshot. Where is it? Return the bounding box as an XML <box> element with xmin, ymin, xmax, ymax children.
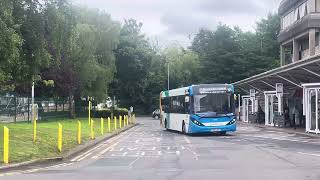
<box><xmin>160</xmin><ymin>84</ymin><xmax>236</xmax><ymax>134</ymax></box>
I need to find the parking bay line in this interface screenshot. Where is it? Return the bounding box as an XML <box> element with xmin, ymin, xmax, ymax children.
<box><xmin>298</xmin><ymin>152</ymin><xmax>320</xmax><ymax>157</ymax></box>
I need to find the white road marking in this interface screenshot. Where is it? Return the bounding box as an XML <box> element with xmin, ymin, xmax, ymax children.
<box><xmin>298</xmin><ymin>152</ymin><xmax>320</xmax><ymax>157</ymax></box>
<box><xmin>243</xmin><ymin>135</ymin><xmax>311</xmax><ymax>143</ymax></box>
<box><xmin>176</xmin><ymin>151</ymin><xmax>180</xmax><ymax>155</ymax></box>
<box><xmin>135</xmin><ymin>140</ymin><xmax>140</xmax><ymax>143</ymax></box>
<box><xmin>167</xmin><ymin>146</ymin><xmax>170</xmax><ymax>150</ymax></box>
<box><xmin>77</xmin><ymin>152</ymin><xmax>93</xmax><ymax>161</ymax></box>
<box><xmin>122</xmin><ymin>152</ymin><xmax>128</xmax><ymax>156</ymax></box>
<box><xmin>71</xmin><ymin>134</ymin><xmax>124</xmax><ymax>162</ymax></box>
<box><xmin>92</xmin><ymin>142</ymin><xmax>119</xmax><ymax>159</ymax></box>
<box><xmin>141</xmin><ymin>152</ymin><xmax>145</xmax><ymax>156</ymax></box>
<box><xmin>181</xmin><ymin>146</ymin><xmax>185</xmax><ymax>150</ymax></box>
<box><xmin>119</xmin><ymin>148</ymin><xmax>124</xmax><ymax>151</ymax></box>
<box><xmin>184</xmin><ymin>136</ymin><xmax>191</xmax><ymax>144</ymax></box>
<box><xmin>158</xmin><ymin>151</ymin><xmax>162</xmax><ymax>155</ymax></box>
<box><xmin>152</xmin><ymin>147</ymin><xmax>156</xmax><ymax>150</ymax></box>
<box><xmin>128</xmin><ymin>147</ymin><xmax>138</xmax><ymax>151</ymax></box>
<box><xmin>129</xmin><ymin>157</ymin><xmax>140</xmax><ymax>167</ymax></box>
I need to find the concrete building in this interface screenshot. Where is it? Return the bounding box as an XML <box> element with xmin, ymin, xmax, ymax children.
<box><xmin>234</xmin><ymin>0</ymin><xmax>320</xmax><ymax>134</ymax></box>
<box><xmin>279</xmin><ymin>0</ymin><xmax>320</xmax><ymax>65</ymax></box>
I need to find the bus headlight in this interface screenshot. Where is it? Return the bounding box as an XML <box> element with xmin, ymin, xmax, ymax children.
<box><xmin>191</xmin><ymin>119</ymin><xmax>204</xmax><ymax>126</ymax></box>
<box><xmin>226</xmin><ymin>118</ymin><xmax>236</xmax><ymax>125</ymax></box>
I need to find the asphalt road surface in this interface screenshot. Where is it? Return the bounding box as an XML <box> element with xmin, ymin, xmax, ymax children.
<box><xmin>1</xmin><ymin>117</ymin><xmax>320</xmax><ymax>180</ymax></box>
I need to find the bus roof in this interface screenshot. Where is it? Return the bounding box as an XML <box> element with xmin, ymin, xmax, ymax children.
<box><xmin>161</xmin><ymin>84</ymin><xmax>234</xmax><ymax>97</ymax></box>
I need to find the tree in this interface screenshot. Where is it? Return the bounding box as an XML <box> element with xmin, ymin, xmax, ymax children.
<box><xmin>0</xmin><ymin>0</ymin><xmax>22</xmax><ymax>93</ymax></box>
<box><xmin>110</xmin><ymin>19</ymin><xmax>154</xmax><ymax>112</ymax></box>
<box><xmin>163</xmin><ymin>44</ymin><xmax>200</xmax><ymax>88</ymax></box>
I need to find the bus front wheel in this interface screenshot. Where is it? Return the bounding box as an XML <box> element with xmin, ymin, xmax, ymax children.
<box><xmin>182</xmin><ymin>122</ymin><xmax>186</xmax><ymax>134</ymax></box>
<box><xmin>165</xmin><ymin>119</ymin><xmax>168</xmax><ymax>129</ymax></box>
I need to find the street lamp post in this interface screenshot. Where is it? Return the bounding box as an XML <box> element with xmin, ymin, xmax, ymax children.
<box><xmin>167</xmin><ymin>61</ymin><xmax>170</xmax><ymax>91</ymax></box>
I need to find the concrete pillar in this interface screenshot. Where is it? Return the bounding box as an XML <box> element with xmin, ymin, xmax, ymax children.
<box><xmin>293</xmin><ymin>39</ymin><xmax>299</xmax><ymax>62</ymax></box>
<box><xmin>280</xmin><ymin>45</ymin><xmax>285</xmax><ymax>66</ymax></box>
<box><xmin>309</xmin><ymin>28</ymin><xmax>316</xmax><ymax>56</ymax></box>
<box><xmin>308</xmin><ymin>0</ymin><xmax>316</xmax><ymax>13</ymax></box>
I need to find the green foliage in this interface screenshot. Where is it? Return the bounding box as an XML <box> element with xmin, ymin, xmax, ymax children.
<box><xmin>110</xmin><ymin>19</ymin><xmax>153</xmax><ymax>110</ymax></box>
<box><xmin>0</xmin><ymin>1</ymin><xmax>281</xmax><ymax>115</ymax></box>
<box><xmin>93</xmin><ymin>108</ymin><xmax>129</xmax><ymax>118</ymax></box>
<box><xmin>0</xmin><ymin>0</ymin><xmax>22</xmax><ymax>92</ymax></box>
<box><xmin>190</xmin><ymin>14</ymin><xmax>280</xmax><ymax>84</ymax></box>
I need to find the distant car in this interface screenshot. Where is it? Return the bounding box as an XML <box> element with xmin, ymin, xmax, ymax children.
<box><xmin>152</xmin><ymin>109</ymin><xmax>160</xmax><ymax>119</ymax></box>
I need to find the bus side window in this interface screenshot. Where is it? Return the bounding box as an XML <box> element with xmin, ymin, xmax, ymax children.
<box><xmin>163</xmin><ymin>97</ymin><xmax>170</xmax><ymax>113</ymax></box>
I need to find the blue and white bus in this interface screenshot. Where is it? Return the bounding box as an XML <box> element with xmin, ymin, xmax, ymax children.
<box><xmin>160</xmin><ymin>84</ymin><xmax>236</xmax><ymax>135</ymax></box>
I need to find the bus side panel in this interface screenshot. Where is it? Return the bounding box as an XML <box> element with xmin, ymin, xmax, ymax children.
<box><xmin>169</xmin><ymin>113</ymin><xmax>189</xmax><ymax>132</ymax></box>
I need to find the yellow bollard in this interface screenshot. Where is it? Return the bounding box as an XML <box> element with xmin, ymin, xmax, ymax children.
<box><xmin>33</xmin><ymin>115</ymin><xmax>37</xmax><ymax>143</ymax></box>
<box><xmin>125</xmin><ymin>115</ymin><xmax>127</xmax><ymax>126</ymax></box>
<box><xmin>58</xmin><ymin>123</ymin><xmax>62</xmax><ymax>152</ymax></box>
<box><xmin>101</xmin><ymin>117</ymin><xmax>104</xmax><ymax>135</ymax></box>
<box><xmin>3</xmin><ymin>126</ymin><xmax>9</xmax><ymax>164</ymax></box>
<box><xmin>88</xmin><ymin>101</ymin><xmax>91</xmax><ymax>125</ymax></box>
<box><xmin>114</xmin><ymin>116</ymin><xmax>117</xmax><ymax>130</ymax></box>
<box><xmin>119</xmin><ymin>116</ymin><xmax>122</xmax><ymax>129</ymax></box>
<box><xmin>108</xmin><ymin>117</ymin><xmax>111</xmax><ymax>133</ymax></box>
<box><xmin>90</xmin><ymin>119</ymin><xmax>95</xmax><ymax>139</ymax></box>
<box><xmin>77</xmin><ymin>121</ymin><xmax>81</xmax><ymax>145</ymax></box>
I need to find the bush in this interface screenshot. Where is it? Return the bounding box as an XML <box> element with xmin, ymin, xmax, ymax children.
<box><xmin>93</xmin><ymin>108</ymin><xmax>128</xmax><ymax>118</ymax></box>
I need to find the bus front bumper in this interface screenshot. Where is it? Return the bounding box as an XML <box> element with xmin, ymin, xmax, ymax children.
<box><xmin>188</xmin><ymin>122</ymin><xmax>237</xmax><ymax>134</ymax></box>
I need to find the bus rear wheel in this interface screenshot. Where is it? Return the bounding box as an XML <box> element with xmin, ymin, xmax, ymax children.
<box><xmin>219</xmin><ymin>131</ymin><xmax>227</xmax><ymax>136</ymax></box>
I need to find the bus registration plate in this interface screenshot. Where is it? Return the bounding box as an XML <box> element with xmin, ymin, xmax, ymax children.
<box><xmin>211</xmin><ymin>129</ymin><xmax>221</xmax><ymax>132</ymax></box>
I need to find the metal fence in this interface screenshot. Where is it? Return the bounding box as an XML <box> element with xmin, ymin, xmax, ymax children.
<box><xmin>0</xmin><ymin>96</ymin><xmax>70</xmax><ymax>123</ymax></box>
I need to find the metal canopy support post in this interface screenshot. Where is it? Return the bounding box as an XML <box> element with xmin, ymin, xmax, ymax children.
<box><xmin>277</xmin><ymin>75</ymin><xmax>303</xmax><ymax>88</ymax></box>
<box><xmin>302</xmin><ymin>83</ymin><xmax>320</xmax><ymax>134</ymax></box>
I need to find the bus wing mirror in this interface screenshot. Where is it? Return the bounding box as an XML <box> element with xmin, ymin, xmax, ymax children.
<box><xmin>185</xmin><ymin>96</ymin><xmax>190</xmax><ymax>103</ymax></box>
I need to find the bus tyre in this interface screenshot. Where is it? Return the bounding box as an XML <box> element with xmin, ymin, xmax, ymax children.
<box><xmin>182</xmin><ymin>122</ymin><xmax>186</xmax><ymax>134</ymax></box>
<box><xmin>220</xmin><ymin>131</ymin><xmax>227</xmax><ymax>136</ymax></box>
<box><xmin>165</xmin><ymin>119</ymin><xmax>168</xmax><ymax>129</ymax></box>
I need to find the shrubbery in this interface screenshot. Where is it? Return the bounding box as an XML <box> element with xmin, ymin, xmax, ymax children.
<box><xmin>93</xmin><ymin>108</ymin><xmax>129</xmax><ymax>118</ymax></box>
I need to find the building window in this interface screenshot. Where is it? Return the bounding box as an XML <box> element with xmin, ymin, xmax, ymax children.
<box><xmin>282</xmin><ymin>1</ymin><xmax>310</xmax><ymax>30</ymax></box>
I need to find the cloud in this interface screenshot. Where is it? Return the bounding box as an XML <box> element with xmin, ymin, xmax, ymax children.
<box><xmin>160</xmin><ymin>13</ymin><xmax>218</xmax><ymax>36</ymax></box>
<box><xmin>72</xmin><ymin>0</ymin><xmax>282</xmax><ymax>47</ymax></box>
<box><xmin>196</xmin><ymin>0</ymin><xmax>265</xmax><ymax>15</ymax></box>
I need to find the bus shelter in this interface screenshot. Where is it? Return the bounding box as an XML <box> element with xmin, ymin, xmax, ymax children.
<box><xmin>234</xmin><ymin>55</ymin><xmax>320</xmax><ymax>133</ymax></box>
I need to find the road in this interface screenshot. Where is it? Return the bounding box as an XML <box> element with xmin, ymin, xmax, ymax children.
<box><xmin>1</xmin><ymin>117</ymin><xmax>320</xmax><ymax>180</ymax></box>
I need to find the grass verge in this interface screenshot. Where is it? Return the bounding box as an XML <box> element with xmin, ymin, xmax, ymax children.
<box><xmin>0</xmin><ymin>117</ymin><xmax>123</xmax><ymax>164</ymax></box>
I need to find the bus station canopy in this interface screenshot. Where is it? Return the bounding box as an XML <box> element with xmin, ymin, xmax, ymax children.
<box><xmin>233</xmin><ymin>55</ymin><xmax>320</xmax><ymax>94</ymax></box>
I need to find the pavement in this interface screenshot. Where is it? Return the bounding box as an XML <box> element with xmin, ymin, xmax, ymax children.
<box><xmin>1</xmin><ymin>117</ymin><xmax>320</xmax><ymax>180</ymax></box>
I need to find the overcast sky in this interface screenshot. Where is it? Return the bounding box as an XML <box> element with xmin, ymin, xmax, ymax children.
<box><xmin>73</xmin><ymin>0</ymin><xmax>282</xmax><ymax>48</ymax></box>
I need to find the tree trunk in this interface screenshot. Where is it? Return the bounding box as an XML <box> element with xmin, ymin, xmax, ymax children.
<box><xmin>69</xmin><ymin>94</ymin><xmax>76</xmax><ymax>119</ymax></box>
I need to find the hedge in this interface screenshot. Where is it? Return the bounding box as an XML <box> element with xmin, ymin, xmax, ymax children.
<box><xmin>77</xmin><ymin>108</ymin><xmax>128</xmax><ymax>118</ymax></box>
<box><xmin>93</xmin><ymin>108</ymin><xmax>128</xmax><ymax>118</ymax></box>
